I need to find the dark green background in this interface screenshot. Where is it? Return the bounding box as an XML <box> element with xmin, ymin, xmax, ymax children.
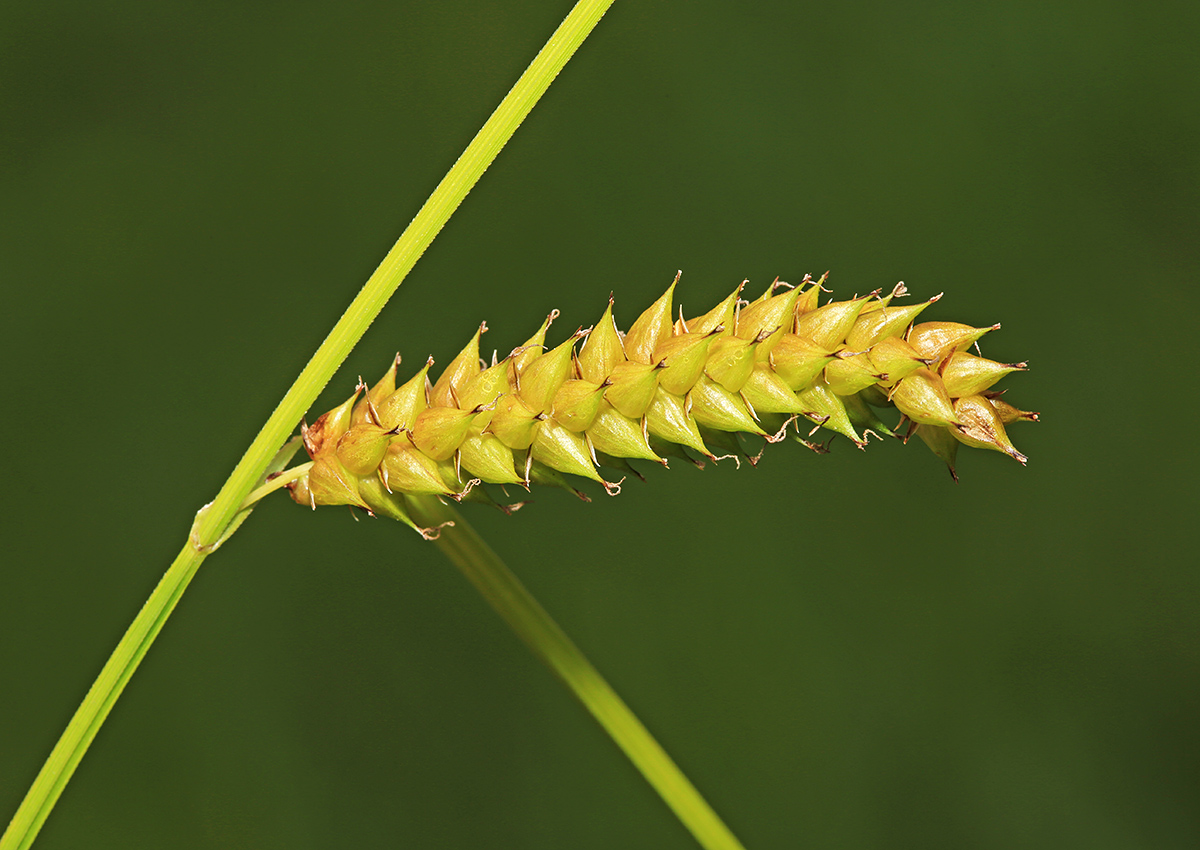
<box><xmin>3</xmin><ymin>2</ymin><xmax>1197</xmax><ymax>848</ymax></box>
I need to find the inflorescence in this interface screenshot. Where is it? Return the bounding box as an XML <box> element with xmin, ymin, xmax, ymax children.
<box><xmin>288</xmin><ymin>273</ymin><xmax>1037</xmax><ymax>538</ymax></box>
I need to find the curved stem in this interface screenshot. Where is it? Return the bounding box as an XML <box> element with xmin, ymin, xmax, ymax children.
<box><xmin>408</xmin><ymin>496</ymin><xmax>748</xmax><ymax>850</ymax></box>
<box><xmin>2</xmin><ymin>4</ymin><xmax>615</xmax><ymax>848</ymax></box>
<box><xmin>239</xmin><ymin>462</ymin><xmax>313</xmax><ymax>510</ymax></box>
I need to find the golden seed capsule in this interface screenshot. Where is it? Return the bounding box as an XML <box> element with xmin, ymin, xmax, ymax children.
<box><xmin>532</xmin><ymin>420</ymin><xmax>605</xmax><ymax>484</ymax></box>
<box><xmin>867</xmin><ymin>337</ymin><xmax>927</xmax><ymax>385</ymax></box>
<box><xmin>704</xmin><ymin>335</ymin><xmax>757</xmax><ymax>392</ymax></box>
<box><xmin>587</xmin><ymin>401</ymin><xmax>663</xmax><ymax>463</ymax></box>
<box><xmin>792</xmin><ymin>276</ymin><xmax>824</xmax><ymax>317</ymax></box>
<box><xmin>375</xmin><ymin>357</ymin><xmax>433</xmax><ymax>432</ymax></box>
<box><xmin>645</xmin><ymin>385</ymin><xmax>710</xmax><ymax>457</ymax></box>
<box><xmin>736</xmin><ymin>283</ymin><xmax>803</xmax><ymax>350</ymax></box>
<box><xmin>488</xmin><ymin>393</ymin><xmax>542</xmax><ymax>451</ymax></box>
<box><xmin>518</xmin><ymin>331</ymin><xmax>583</xmax><ymax>413</ymax></box>
<box><xmin>302</xmin><ymin>390</ymin><xmax>359</xmax><ymax>458</ymax></box>
<box><xmin>457</xmin><ymin>356</ymin><xmax>513</xmax><ymax>411</ymax></box>
<box><xmin>577</xmin><ymin>297</ymin><xmax>625</xmax><ymax>384</ymax></box>
<box><xmin>907</xmin><ymin>321</ymin><xmax>998</xmax><ymax>363</ymax></box>
<box><xmin>335</xmin><ymin>423</ymin><xmax>396</xmax><ymax>477</ymax></box>
<box><xmin>794</xmin><ymin>295</ymin><xmax>871</xmax><ymax>351</ymax></box>
<box><xmin>552</xmin><ymin>379</ymin><xmax>607</xmax><ymax>432</ymax></box>
<box><xmin>951</xmin><ymin>395</ymin><xmax>1028</xmax><ymax>464</ymax></box>
<box><xmin>986</xmin><ymin>395</ymin><xmax>1039</xmax><ymax>424</ymax></box>
<box><xmin>430</xmin><ymin>323</ymin><xmax>485</xmax><ymax>407</ymax></box>
<box><xmin>845</xmin><ymin>294</ymin><xmax>939</xmax><ymax>350</ymax></box>
<box><xmin>824</xmin><ymin>352</ymin><xmax>885</xmax><ymax>396</ymax></box>
<box><xmin>624</xmin><ymin>276</ymin><xmax>677</xmax><ymax>364</ymax></box>
<box><xmin>380</xmin><ymin>444</ymin><xmax>454</xmax><ymax>495</ymax></box>
<box><xmin>769</xmin><ymin>334</ymin><xmax>835</xmax><ymax>390</ymax></box>
<box><xmin>512</xmin><ymin>311</ymin><xmax>559</xmax><ymax>373</ymax></box>
<box><xmin>890</xmin><ymin>368</ymin><xmax>960</xmax><ymax>427</ymax></box>
<box><xmin>794</xmin><ymin>379</ymin><xmax>862</xmax><ymax>445</ymax></box>
<box><xmin>409</xmin><ymin>406</ymin><xmax>479</xmax><ymax>461</ymax></box>
<box><xmin>655</xmin><ymin>330</ymin><xmax>718</xmax><ymax>395</ymax></box>
<box><xmin>458</xmin><ymin>433</ymin><xmax>525</xmax><ymax>485</ymax></box>
<box><xmin>739</xmin><ymin>363</ymin><xmax>808</xmax><ymax>415</ymax></box>
<box><xmin>686</xmin><ymin>283</ymin><xmax>742</xmax><ymax>335</ymax></box>
<box><xmin>306</xmin><ymin>455</ymin><xmax>369</xmax><ymax>508</ymax></box>
<box><xmin>688</xmin><ymin>375</ymin><xmax>765</xmax><ymax>435</ymax></box>
<box><xmin>939</xmin><ymin>351</ymin><xmax>1027</xmax><ymax>398</ymax></box>
<box><xmin>605</xmin><ymin>361</ymin><xmax>662</xmax><ymax>419</ymax></box>
<box><xmin>351</xmin><ymin>357</ymin><xmax>399</xmax><ymax>428</ymax></box>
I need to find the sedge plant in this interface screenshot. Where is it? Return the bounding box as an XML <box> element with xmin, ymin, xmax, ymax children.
<box><xmin>2</xmin><ymin>3</ymin><xmax>1035</xmax><ymax>850</ymax></box>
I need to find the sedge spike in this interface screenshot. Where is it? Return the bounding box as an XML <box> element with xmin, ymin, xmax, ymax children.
<box><xmin>288</xmin><ymin>273</ymin><xmax>1036</xmax><ymax>530</ymax></box>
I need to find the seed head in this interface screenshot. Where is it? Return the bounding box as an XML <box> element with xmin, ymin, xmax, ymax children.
<box><xmin>289</xmin><ymin>273</ymin><xmax>1036</xmax><ymax>533</ymax></box>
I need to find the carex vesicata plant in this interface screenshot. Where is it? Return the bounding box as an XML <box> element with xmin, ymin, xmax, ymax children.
<box><xmin>271</xmin><ymin>272</ymin><xmax>1034</xmax><ymax>850</ymax></box>
<box><xmin>3</xmin><ymin>3</ymin><xmax>1035</xmax><ymax>849</ymax></box>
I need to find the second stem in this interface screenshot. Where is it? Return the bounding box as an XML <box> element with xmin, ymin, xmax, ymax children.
<box><xmin>407</xmin><ymin>495</ymin><xmax>747</xmax><ymax>850</ymax></box>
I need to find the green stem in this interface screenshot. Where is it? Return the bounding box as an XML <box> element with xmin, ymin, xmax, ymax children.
<box><xmin>239</xmin><ymin>461</ymin><xmax>313</xmax><ymax>510</ymax></box>
<box><xmin>0</xmin><ymin>543</ymin><xmax>203</xmax><ymax>850</ymax></box>
<box><xmin>2</xmin><ymin>4</ymin><xmax>613</xmax><ymax>848</ymax></box>
<box><xmin>408</xmin><ymin>496</ymin><xmax>748</xmax><ymax>850</ymax></box>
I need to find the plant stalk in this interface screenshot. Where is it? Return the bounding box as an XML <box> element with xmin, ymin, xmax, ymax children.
<box><xmin>0</xmin><ymin>544</ymin><xmax>203</xmax><ymax>850</ymax></box>
<box><xmin>408</xmin><ymin>496</ymin><xmax>748</xmax><ymax>850</ymax></box>
<box><xmin>2</xmin><ymin>3</ymin><xmax>614</xmax><ymax>847</ymax></box>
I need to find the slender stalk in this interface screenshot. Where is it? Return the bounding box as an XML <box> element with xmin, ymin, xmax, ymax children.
<box><xmin>239</xmin><ymin>462</ymin><xmax>314</xmax><ymax>510</ymax></box>
<box><xmin>408</xmin><ymin>496</ymin><xmax>748</xmax><ymax>850</ymax></box>
<box><xmin>2</xmin><ymin>4</ymin><xmax>613</xmax><ymax>848</ymax></box>
<box><xmin>0</xmin><ymin>544</ymin><xmax>203</xmax><ymax>850</ymax></box>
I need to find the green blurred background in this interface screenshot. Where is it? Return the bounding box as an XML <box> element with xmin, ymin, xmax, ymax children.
<box><xmin>3</xmin><ymin>2</ymin><xmax>1197</xmax><ymax>847</ymax></box>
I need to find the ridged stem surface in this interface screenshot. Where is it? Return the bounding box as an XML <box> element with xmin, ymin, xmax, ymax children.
<box><xmin>408</xmin><ymin>496</ymin><xmax>747</xmax><ymax>850</ymax></box>
<box><xmin>1</xmin><ymin>3</ymin><xmax>614</xmax><ymax>847</ymax></box>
